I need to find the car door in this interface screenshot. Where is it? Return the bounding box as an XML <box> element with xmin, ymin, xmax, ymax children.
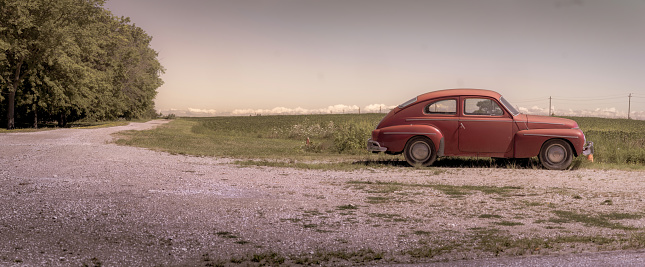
<box><xmin>458</xmin><ymin>97</ymin><xmax>513</xmax><ymax>153</ymax></box>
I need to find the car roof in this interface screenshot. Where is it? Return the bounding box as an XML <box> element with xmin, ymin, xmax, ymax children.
<box><xmin>416</xmin><ymin>89</ymin><xmax>502</xmax><ymax>103</ymax></box>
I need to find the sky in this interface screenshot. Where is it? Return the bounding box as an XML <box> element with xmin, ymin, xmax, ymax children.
<box><xmin>104</xmin><ymin>0</ymin><xmax>645</xmax><ymax>119</ymax></box>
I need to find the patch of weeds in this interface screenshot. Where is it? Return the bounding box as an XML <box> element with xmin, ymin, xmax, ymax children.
<box><xmin>494</xmin><ymin>221</ymin><xmax>524</xmax><ymax>226</ymax></box>
<box><xmin>229</xmin><ymin>256</ymin><xmax>245</xmax><ymax>264</ymax></box>
<box><xmin>234</xmin><ymin>240</ymin><xmax>251</xmax><ymax>245</ymax></box>
<box><xmin>625</xmin><ymin>232</ymin><xmax>645</xmax><ymax>249</ymax></box>
<box><xmin>369</xmin><ymin>213</ymin><xmax>400</xmax><ymax>219</ymax></box>
<box><xmin>413</xmin><ymin>230</ymin><xmax>433</xmax><ymax>236</ymax></box>
<box><xmin>336</xmin><ymin>204</ymin><xmax>359</xmax><ymax>210</ymax></box>
<box><xmin>427</xmin><ymin>168</ymin><xmax>447</xmax><ymax>176</ymax></box>
<box><xmin>471</xmin><ymin>229</ymin><xmax>562</xmax><ymax>256</ymax></box>
<box><xmin>522</xmin><ymin>201</ymin><xmax>543</xmax><ymax>207</ymax></box>
<box><xmin>552</xmin><ymin>210</ymin><xmax>636</xmax><ymax>230</ymax></box>
<box><xmin>292</xmin><ymin>248</ymin><xmax>385</xmax><ymax>265</ymax></box>
<box><xmin>215</xmin><ymin>231</ymin><xmax>238</xmax><ymax>239</ymax></box>
<box><xmin>367</xmin><ymin>184</ymin><xmax>403</xmax><ymax>194</ymax></box>
<box><xmin>346</xmin><ymin>180</ymin><xmax>521</xmax><ymax>198</ymax></box>
<box><xmin>251</xmin><ymin>252</ymin><xmax>285</xmax><ymax>265</ymax></box>
<box><xmin>601</xmin><ymin>212</ymin><xmax>643</xmax><ymax>220</ymax></box>
<box><xmin>343</xmin><ymin>217</ymin><xmax>359</xmax><ymax>224</ymax></box>
<box><xmin>405</xmin><ymin>243</ymin><xmax>458</xmax><ymax>258</ymax></box>
<box><xmin>366</xmin><ymin>196</ymin><xmax>391</xmax><ymax>204</ymax></box>
<box><xmin>303</xmin><ymin>224</ymin><xmax>318</xmax><ymax>229</ymax></box>
<box><xmin>303</xmin><ymin>210</ymin><xmax>323</xmax><ymax>216</ymax></box>
<box><xmin>81</xmin><ymin>257</ymin><xmax>102</xmax><ymax>267</ymax></box>
<box><xmin>548</xmin><ymin>217</ymin><xmax>570</xmax><ymax>224</ymax></box>
<box><xmin>573</xmin><ymin>195</ymin><xmax>583</xmax><ymax>199</ymax></box>
<box><xmin>553</xmin><ymin>235</ymin><xmax>615</xmax><ymax>245</ymax></box>
<box><xmin>479</xmin><ymin>214</ymin><xmax>503</xmax><ymax>219</ymax></box>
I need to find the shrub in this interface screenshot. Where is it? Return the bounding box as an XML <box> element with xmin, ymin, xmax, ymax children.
<box><xmin>333</xmin><ymin>120</ymin><xmax>374</xmax><ymax>154</ymax></box>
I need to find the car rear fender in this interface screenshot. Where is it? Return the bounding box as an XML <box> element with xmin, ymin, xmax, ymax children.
<box><xmin>514</xmin><ymin>128</ymin><xmax>585</xmax><ymax>158</ymax></box>
<box><xmin>375</xmin><ymin>125</ymin><xmax>444</xmax><ymax>155</ymax></box>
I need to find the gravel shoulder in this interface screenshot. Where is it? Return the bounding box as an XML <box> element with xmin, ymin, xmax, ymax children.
<box><xmin>2</xmin><ymin>120</ymin><xmax>645</xmax><ymax>266</ymax></box>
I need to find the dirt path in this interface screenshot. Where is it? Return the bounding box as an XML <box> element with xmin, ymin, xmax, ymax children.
<box><xmin>1</xmin><ymin>120</ymin><xmax>645</xmax><ymax>266</ymax></box>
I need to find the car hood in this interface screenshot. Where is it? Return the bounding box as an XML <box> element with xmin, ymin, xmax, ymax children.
<box><xmin>525</xmin><ymin>115</ymin><xmax>578</xmax><ymax>129</ymax></box>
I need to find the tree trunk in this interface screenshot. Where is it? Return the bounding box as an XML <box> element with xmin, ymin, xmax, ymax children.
<box><xmin>6</xmin><ymin>89</ymin><xmax>15</xmax><ymax>129</ymax></box>
<box><xmin>6</xmin><ymin>59</ymin><xmax>23</xmax><ymax>130</ymax></box>
<box><xmin>32</xmin><ymin>103</ymin><xmax>38</xmax><ymax>129</ymax></box>
<box><xmin>57</xmin><ymin>113</ymin><xmax>67</xmax><ymax>128</ymax></box>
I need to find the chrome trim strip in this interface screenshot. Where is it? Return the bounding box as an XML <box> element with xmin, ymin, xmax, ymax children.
<box><xmin>384</xmin><ymin>132</ymin><xmax>436</xmax><ymax>135</ymax></box>
<box><xmin>528</xmin><ymin>122</ymin><xmax>566</xmax><ymax>126</ymax></box>
<box><xmin>523</xmin><ymin>133</ymin><xmax>579</xmax><ymax>139</ymax></box>
<box><xmin>459</xmin><ymin>119</ymin><xmax>513</xmax><ymax>123</ymax></box>
<box><xmin>406</xmin><ymin>118</ymin><xmax>459</xmax><ymax>122</ymax></box>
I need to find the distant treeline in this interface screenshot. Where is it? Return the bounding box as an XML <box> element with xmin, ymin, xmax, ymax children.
<box><xmin>0</xmin><ymin>0</ymin><xmax>164</xmax><ymax>129</ymax></box>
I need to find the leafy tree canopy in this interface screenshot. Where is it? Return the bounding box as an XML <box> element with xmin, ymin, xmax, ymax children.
<box><xmin>0</xmin><ymin>0</ymin><xmax>164</xmax><ymax>129</ymax></box>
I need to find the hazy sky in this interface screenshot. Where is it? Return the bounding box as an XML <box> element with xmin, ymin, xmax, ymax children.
<box><xmin>104</xmin><ymin>0</ymin><xmax>645</xmax><ymax>118</ymax></box>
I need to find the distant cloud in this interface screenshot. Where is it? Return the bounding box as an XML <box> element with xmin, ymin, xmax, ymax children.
<box><xmin>230</xmin><ymin>104</ymin><xmax>395</xmax><ymax>116</ymax></box>
<box><xmin>187</xmin><ymin>108</ymin><xmax>218</xmax><ymax>115</ymax></box>
<box><xmin>160</xmin><ymin>105</ymin><xmax>643</xmax><ymax>120</ymax></box>
<box><xmin>160</xmin><ymin>108</ymin><xmax>217</xmax><ymax>117</ymax></box>
<box><xmin>160</xmin><ymin>104</ymin><xmax>396</xmax><ymax>117</ymax></box>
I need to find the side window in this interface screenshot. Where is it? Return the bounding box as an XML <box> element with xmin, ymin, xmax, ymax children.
<box><xmin>424</xmin><ymin>99</ymin><xmax>457</xmax><ymax>115</ymax></box>
<box><xmin>464</xmin><ymin>98</ymin><xmax>504</xmax><ymax>116</ymax></box>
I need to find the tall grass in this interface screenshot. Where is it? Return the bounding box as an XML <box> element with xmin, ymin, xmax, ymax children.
<box><xmin>115</xmin><ymin>114</ymin><xmax>645</xmax><ymax>169</ymax></box>
<box><xmin>115</xmin><ymin>114</ymin><xmax>386</xmax><ymax>161</ymax></box>
<box><xmin>564</xmin><ymin>117</ymin><xmax>645</xmax><ymax>166</ymax></box>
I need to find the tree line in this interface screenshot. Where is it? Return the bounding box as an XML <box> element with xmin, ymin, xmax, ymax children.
<box><xmin>1</xmin><ymin>0</ymin><xmax>164</xmax><ymax>129</ymax></box>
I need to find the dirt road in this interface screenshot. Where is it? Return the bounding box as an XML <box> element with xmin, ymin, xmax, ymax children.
<box><xmin>2</xmin><ymin>120</ymin><xmax>645</xmax><ymax>266</ymax></box>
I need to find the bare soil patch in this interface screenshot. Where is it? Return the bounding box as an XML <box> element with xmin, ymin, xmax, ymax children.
<box><xmin>1</xmin><ymin>120</ymin><xmax>645</xmax><ymax>266</ymax></box>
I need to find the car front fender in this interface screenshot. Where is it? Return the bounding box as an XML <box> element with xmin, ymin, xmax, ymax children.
<box><xmin>374</xmin><ymin>124</ymin><xmax>444</xmax><ymax>155</ymax></box>
<box><xmin>514</xmin><ymin>128</ymin><xmax>586</xmax><ymax>158</ymax></box>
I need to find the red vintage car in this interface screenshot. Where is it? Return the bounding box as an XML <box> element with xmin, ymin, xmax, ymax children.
<box><xmin>367</xmin><ymin>89</ymin><xmax>594</xmax><ymax>170</ymax></box>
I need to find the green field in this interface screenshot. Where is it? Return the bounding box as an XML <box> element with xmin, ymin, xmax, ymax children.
<box><xmin>115</xmin><ymin>114</ymin><xmax>645</xmax><ymax>170</ymax></box>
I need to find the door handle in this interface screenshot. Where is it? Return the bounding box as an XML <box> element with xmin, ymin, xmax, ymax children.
<box><xmin>460</xmin><ymin>123</ymin><xmax>466</xmax><ymax>130</ymax></box>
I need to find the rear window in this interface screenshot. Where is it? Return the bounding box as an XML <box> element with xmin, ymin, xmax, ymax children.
<box><xmin>398</xmin><ymin>97</ymin><xmax>417</xmax><ymax>109</ymax></box>
<box><xmin>424</xmin><ymin>99</ymin><xmax>456</xmax><ymax>115</ymax></box>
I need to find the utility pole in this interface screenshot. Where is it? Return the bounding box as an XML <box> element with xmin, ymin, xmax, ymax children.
<box><xmin>628</xmin><ymin>93</ymin><xmax>632</xmax><ymax>120</ymax></box>
<box><xmin>549</xmin><ymin>96</ymin><xmax>552</xmax><ymax>116</ymax></box>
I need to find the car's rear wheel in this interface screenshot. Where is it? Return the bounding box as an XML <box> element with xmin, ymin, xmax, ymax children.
<box><xmin>539</xmin><ymin>139</ymin><xmax>573</xmax><ymax>170</ymax></box>
<box><xmin>404</xmin><ymin>136</ymin><xmax>437</xmax><ymax>167</ymax></box>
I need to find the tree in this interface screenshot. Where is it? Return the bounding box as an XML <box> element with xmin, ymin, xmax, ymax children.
<box><xmin>1</xmin><ymin>0</ymin><xmax>163</xmax><ymax>129</ymax></box>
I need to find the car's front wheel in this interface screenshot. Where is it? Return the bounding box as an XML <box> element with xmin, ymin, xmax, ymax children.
<box><xmin>404</xmin><ymin>136</ymin><xmax>437</xmax><ymax>167</ymax></box>
<box><xmin>539</xmin><ymin>139</ymin><xmax>573</xmax><ymax>170</ymax></box>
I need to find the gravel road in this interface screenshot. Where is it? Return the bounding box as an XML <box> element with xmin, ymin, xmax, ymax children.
<box><xmin>2</xmin><ymin>120</ymin><xmax>645</xmax><ymax>266</ymax></box>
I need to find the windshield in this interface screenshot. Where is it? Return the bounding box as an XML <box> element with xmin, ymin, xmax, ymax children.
<box><xmin>500</xmin><ymin>96</ymin><xmax>520</xmax><ymax>116</ymax></box>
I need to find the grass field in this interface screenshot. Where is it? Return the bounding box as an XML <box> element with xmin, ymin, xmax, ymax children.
<box><xmin>114</xmin><ymin>114</ymin><xmax>645</xmax><ymax>170</ymax></box>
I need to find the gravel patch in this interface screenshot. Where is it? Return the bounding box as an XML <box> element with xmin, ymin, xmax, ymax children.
<box><xmin>1</xmin><ymin>120</ymin><xmax>645</xmax><ymax>266</ymax></box>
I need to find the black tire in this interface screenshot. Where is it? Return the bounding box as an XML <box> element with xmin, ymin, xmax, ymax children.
<box><xmin>404</xmin><ymin>136</ymin><xmax>437</xmax><ymax>167</ymax></box>
<box><xmin>539</xmin><ymin>139</ymin><xmax>573</xmax><ymax>170</ymax></box>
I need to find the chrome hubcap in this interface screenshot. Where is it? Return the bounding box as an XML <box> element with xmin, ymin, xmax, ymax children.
<box><xmin>547</xmin><ymin>144</ymin><xmax>566</xmax><ymax>163</ymax></box>
<box><xmin>411</xmin><ymin>142</ymin><xmax>431</xmax><ymax>161</ymax></box>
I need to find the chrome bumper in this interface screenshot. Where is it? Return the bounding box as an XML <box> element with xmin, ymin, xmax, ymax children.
<box><xmin>582</xmin><ymin>141</ymin><xmax>594</xmax><ymax>156</ymax></box>
<box><xmin>367</xmin><ymin>138</ymin><xmax>387</xmax><ymax>152</ymax></box>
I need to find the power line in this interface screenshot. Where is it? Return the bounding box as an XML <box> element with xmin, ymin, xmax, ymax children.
<box><xmin>552</xmin><ymin>96</ymin><xmax>625</xmax><ymax>101</ymax></box>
